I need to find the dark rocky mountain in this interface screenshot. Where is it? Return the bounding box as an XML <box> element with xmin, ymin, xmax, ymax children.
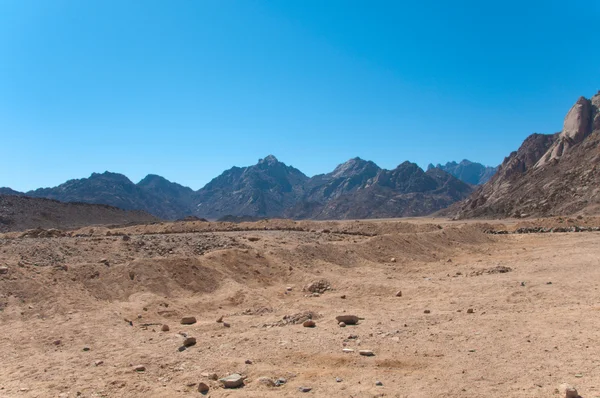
<box><xmin>287</xmin><ymin>160</ymin><xmax>474</xmax><ymax>219</ymax></box>
<box><xmin>26</xmin><ymin>172</ymin><xmax>194</xmax><ymax>220</ymax></box>
<box><xmin>7</xmin><ymin>155</ymin><xmax>474</xmax><ymax>221</ymax></box>
<box><xmin>0</xmin><ymin>194</ymin><xmax>158</xmax><ymax>233</ymax></box>
<box><xmin>428</xmin><ymin>160</ymin><xmax>498</xmax><ymax>185</ymax></box>
<box><xmin>0</xmin><ymin>187</ymin><xmax>24</xmax><ymax>196</ymax></box>
<box><xmin>448</xmin><ymin>92</ymin><xmax>600</xmax><ymax>219</ymax></box>
<box><xmin>193</xmin><ymin>155</ymin><xmax>309</xmax><ymax>219</ymax></box>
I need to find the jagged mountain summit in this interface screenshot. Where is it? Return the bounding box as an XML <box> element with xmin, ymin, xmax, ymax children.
<box><xmin>4</xmin><ymin>155</ymin><xmax>474</xmax><ymax>220</ymax></box>
<box><xmin>449</xmin><ymin>91</ymin><xmax>600</xmax><ymax>218</ymax></box>
<box><xmin>428</xmin><ymin>160</ymin><xmax>498</xmax><ymax>185</ymax></box>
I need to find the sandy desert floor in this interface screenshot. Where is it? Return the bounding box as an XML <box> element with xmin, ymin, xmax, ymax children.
<box><xmin>0</xmin><ymin>218</ymin><xmax>599</xmax><ymax>397</ymax></box>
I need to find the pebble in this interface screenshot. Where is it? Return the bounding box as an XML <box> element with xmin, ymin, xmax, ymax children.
<box><xmin>82</xmin><ymin>347</ymin><xmax>90</xmax><ymax>351</ymax></box>
<box><xmin>395</xmin><ymin>290</ymin><xmax>402</xmax><ymax>297</ymax></box>
<box><xmin>180</xmin><ymin>316</ymin><xmax>197</xmax><ymax>325</ymax></box>
<box><xmin>336</xmin><ymin>377</ymin><xmax>343</xmax><ymax>382</ymax></box>
<box><xmin>390</xmin><ymin>258</ymin><xmax>396</xmax><ymax>262</ymax></box>
<box><xmin>303</xmin><ymin>320</ymin><xmax>316</xmax><ymax>328</ymax></box>
<box><xmin>197</xmin><ymin>382</ymin><xmax>210</xmax><ymax>393</ymax></box>
<box><xmin>245</xmin><ymin>359</ymin><xmax>253</xmax><ymax>364</ymax></box>
<box><xmin>223</xmin><ymin>322</ymin><xmax>231</xmax><ymax>328</ymax></box>
<box><xmin>161</xmin><ymin>324</ymin><xmax>170</xmax><ymax>332</ymax></box>
<box><xmin>0</xmin><ymin>266</ymin><xmax>8</xmax><ymax>274</ymax></box>
<box><xmin>342</xmin><ymin>348</ymin><xmax>354</xmax><ymax>353</ymax></box>
<box><xmin>336</xmin><ymin>315</ymin><xmax>359</xmax><ymax>325</ymax></box>
<box><xmin>275</xmin><ymin>378</ymin><xmax>287</xmax><ymax>386</ymax></box>
<box><xmin>424</xmin><ymin>310</ymin><xmax>431</xmax><ymax>314</ymax></box>
<box><xmin>53</xmin><ymin>340</ymin><xmax>61</xmax><ymax>346</ymax></box>
<box><xmin>178</xmin><ymin>346</ymin><xmax>187</xmax><ymax>352</ymax></box>
<box><xmin>359</xmin><ymin>350</ymin><xmax>375</xmax><ymax>356</ymax></box>
<box><xmin>376</xmin><ymin>381</ymin><xmax>383</xmax><ymax>386</ymax></box>
<box><xmin>339</xmin><ymin>322</ymin><xmax>346</xmax><ymax>327</ymax></box>
<box><xmin>467</xmin><ymin>308</ymin><xmax>474</xmax><ymax>314</ymax></box>
<box><xmin>183</xmin><ymin>337</ymin><xmax>196</xmax><ymax>347</ymax></box>
<box><xmin>216</xmin><ymin>315</ymin><xmax>223</xmax><ymax>323</ymax></box>
<box><xmin>94</xmin><ymin>360</ymin><xmax>104</xmax><ymax>366</ymax></box>
<box><xmin>286</xmin><ymin>286</ymin><xmax>293</xmax><ymax>291</ymax></box>
<box><xmin>298</xmin><ymin>386</ymin><xmax>312</xmax><ymax>392</ymax></box>
<box><xmin>340</xmin><ymin>295</ymin><xmax>346</xmax><ymax>299</ymax></box>
<box><xmin>219</xmin><ymin>373</ymin><xmax>244</xmax><ymax>388</ymax></box>
<box><xmin>134</xmin><ymin>365</ymin><xmax>146</xmax><ymax>372</ymax></box>
<box><xmin>565</xmin><ymin>387</ymin><xmax>579</xmax><ymax>398</ymax></box>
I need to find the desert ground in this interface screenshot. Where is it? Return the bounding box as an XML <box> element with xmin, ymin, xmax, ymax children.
<box><xmin>1</xmin><ymin>217</ymin><xmax>599</xmax><ymax>397</ymax></box>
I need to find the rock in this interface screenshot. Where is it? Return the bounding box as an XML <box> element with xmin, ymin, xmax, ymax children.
<box><xmin>83</xmin><ymin>347</ymin><xmax>90</xmax><ymax>351</ymax></box>
<box><xmin>340</xmin><ymin>294</ymin><xmax>346</xmax><ymax>299</ymax></box>
<box><xmin>99</xmin><ymin>258</ymin><xmax>109</xmax><ymax>265</ymax></box>
<box><xmin>178</xmin><ymin>346</ymin><xmax>187</xmax><ymax>352</ymax></box>
<box><xmin>219</xmin><ymin>373</ymin><xmax>244</xmax><ymax>388</ymax></box>
<box><xmin>467</xmin><ymin>308</ymin><xmax>474</xmax><ymax>314</ymax></box>
<box><xmin>134</xmin><ymin>365</ymin><xmax>146</xmax><ymax>372</ymax></box>
<box><xmin>395</xmin><ymin>290</ymin><xmax>402</xmax><ymax>297</ymax></box>
<box><xmin>376</xmin><ymin>380</ymin><xmax>383</xmax><ymax>386</ymax></box>
<box><xmin>286</xmin><ymin>286</ymin><xmax>293</xmax><ymax>291</ymax></box>
<box><xmin>304</xmin><ymin>279</ymin><xmax>331</xmax><ymax>294</ymax></box>
<box><xmin>0</xmin><ymin>266</ymin><xmax>8</xmax><ymax>274</ymax></box>
<box><xmin>94</xmin><ymin>360</ymin><xmax>104</xmax><ymax>366</ymax></box>
<box><xmin>183</xmin><ymin>337</ymin><xmax>196</xmax><ymax>347</ymax></box>
<box><xmin>216</xmin><ymin>315</ymin><xmax>223</xmax><ymax>323</ymax></box>
<box><xmin>257</xmin><ymin>377</ymin><xmax>275</xmax><ymax>387</ymax></box>
<box><xmin>342</xmin><ymin>348</ymin><xmax>354</xmax><ymax>353</ymax></box>
<box><xmin>336</xmin><ymin>377</ymin><xmax>343</xmax><ymax>382</ymax></box>
<box><xmin>424</xmin><ymin>310</ymin><xmax>431</xmax><ymax>314</ymax></box>
<box><xmin>298</xmin><ymin>386</ymin><xmax>312</xmax><ymax>392</ymax></box>
<box><xmin>303</xmin><ymin>320</ymin><xmax>316</xmax><ymax>328</ymax></box>
<box><xmin>359</xmin><ymin>350</ymin><xmax>375</xmax><ymax>356</ymax></box>
<box><xmin>201</xmin><ymin>372</ymin><xmax>218</xmax><ymax>380</ymax></box>
<box><xmin>53</xmin><ymin>339</ymin><xmax>61</xmax><ymax>346</ymax></box>
<box><xmin>339</xmin><ymin>322</ymin><xmax>346</xmax><ymax>327</ymax></box>
<box><xmin>390</xmin><ymin>258</ymin><xmax>396</xmax><ymax>263</ymax></box>
<box><xmin>275</xmin><ymin>378</ymin><xmax>287</xmax><ymax>386</ymax></box>
<box><xmin>197</xmin><ymin>382</ymin><xmax>210</xmax><ymax>393</ymax></box>
<box><xmin>180</xmin><ymin>316</ymin><xmax>197</xmax><ymax>325</ymax></box>
<box><xmin>565</xmin><ymin>387</ymin><xmax>579</xmax><ymax>398</ymax></box>
<box><xmin>161</xmin><ymin>324</ymin><xmax>170</xmax><ymax>332</ymax></box>
<box><xmin>335</xmin><ymin>315</ymin><xmax>359</xmax><ymax>325</ymax></box>
<box><xmin>223</xmin><ymin>322</ymin><xmax>231</xmax><ymax>328</ymax></box>
<box><xmin>245</xmin><ymin>359</ymin><xmax>253</xmax><ymax>364</ymax></box>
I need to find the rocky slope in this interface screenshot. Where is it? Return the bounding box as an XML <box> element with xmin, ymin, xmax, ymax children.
<box><xmin>428</xmin><ymin>160</ymin><xmax>498</xmax><ymax>185</ymax></box>
<box><xmin>450</xmin><ymin>92</ymin><xmax>600</xmax><ymax>218</ymax></box>
<box><xmin>0</xmin><ymin>194</ymin><xmax>158</xmax><ymax>232</ymax></box>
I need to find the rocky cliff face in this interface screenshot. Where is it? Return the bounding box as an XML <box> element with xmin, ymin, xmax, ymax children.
<box><xmin>428</xmin><ymin>160</ymin><xmax>498</xmax><ymax>185</ymax></box>
<box><xmin>449</xmin><ymin>92</ymin><xmax>600</xmax><ymax>219</ymax></box>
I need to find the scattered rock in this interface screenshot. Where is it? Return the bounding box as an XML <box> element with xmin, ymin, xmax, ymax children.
<box><xmin>359</xmin><ymin>350</ymin><xmax>375</xmax><ymax>356</ymax></box>
<box><xmin>376</xmin><ymin>381</ymin><xmax>383</xmax><ymax>386</ymax></box>
<box><xmin>565</xmin><ymin>387</ymin><xmax>579</xmax><ymax>398</ymax></box>
<box><xmin>286</xmin><ymin>286</ymin><xmax>293</xmax><ymax>291</ymax></box>
<box><xmin>336</xmin><ymin>315</ymin><xmax>359</xmax><ymax>325</ymax></box>
<box><xmin>0</xmin><ymin>266</ymin><xmax>8</xmax><ymax>274</ymax></box>
<box><xmin>178</xmin><ymin>346</ymin><xmax>187</xmax><ymax>352</ymax></box>
<box><xmin>339</xmin><ymin>322</ymin><xmax>346</xmax><ymax>327</ymax></box>
<box><xmin>424</xmin><ymin>310</ymin><xmax>431</xmax><ymax>314</ymax></box>
<box><xmin>298</xmin><ymin>386</ymin><xmax>312</xmax><ymax>393</ymax></box>
<box><xmin>275</xmin><ymin>378</ymin><xmax>287</xmax><ymax>386</ymax></box>
<box><xmin>336</xmin><ymin>377</ymin><xmax>343</xmax><ymax>382</ymax></box>
<box><xmin>395</xmin><ymin>290</ymin><xmax>402</xmax><ymax>297</ymax></box>
<box><xmin>304</xmin><ymin>279</ymin><xmax>331</xmax><ymax>294</ymax></box>
<box><xmin>216</xmin><ymin>315</ymin><xmax>223</xmax><ymax>323</ymax></box>
<box><xmin>342</xmin><ymin>348</ymin><xmax>354</xmax><ymax>353</ymax></box>
<box><xmin>180</xmin><ymin>316</ymin><xmax>197</xmax><ymax>325</ymax></box>
<box><xmin>53</xmin><ymin>339</ymin><xmax>61</xmax><ymax>346</ymax></box>
<box><xmin>161</xmin><ymin>324</ymin><xmax>170</xmax><ymax>332</ymax></box>
<box><xmin>219</xmin><ymin>374</ymin><xmax>244</xmax><ymax>388</ymax></box>
<box><xmin>94</xmin><ymin>360</ymin><xmax>104</xmax><ymax>366</ymax></box>
<box><xmin>183</xmin><ymin>337</ymin><xmax>196</xmax><ymax>347</ymax></box>
<box><xmin>134</xmin><ymin>365</ymin><xmax>146</xmax><ymax>372</ymax></box>
<box><xmin>467</xmin><ymin>308</ymin><xmax>474</xmax><ymax>314</ymax></box>
<box><xmin>197</xmin><ymin>382</ymin><xmax>210</xmax><ymax>393</ymax></box>
<box><xmin>83</xmin><ymin>347</ymin><xmax>90</xmax><ymax>351</ymax></box>
<box><xmin>223</xmin><ymin>322</ymin><xmax>231</xmax><ymax>328</ymax></box>
<box><xmin>245</xmin><ymin>359</ymin><xmax>253</xmax><ymax>364</ymax></box>
<box><xmin>303</xmin><ymin>320</ymin><xmax>316</xmax><ymax>328</ymax></box>
<box><xmin>390</xmin><ymin>258</ymin><xmax>396</xmax><ymax>263</ymax></box>
<box><xmin>340</xmin><ymin>294</ymin><xmax>346</xmax><ymax>299</ymax></box>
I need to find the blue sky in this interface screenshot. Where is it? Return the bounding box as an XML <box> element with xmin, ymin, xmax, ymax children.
<box><xmin>1</xmin><ymin>0</ymin><xmax>598</xmax><ymax>191</ymax></box>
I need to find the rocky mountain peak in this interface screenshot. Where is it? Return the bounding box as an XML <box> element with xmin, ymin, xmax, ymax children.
<box><xmin>330</xmin><ymin>157</ymin><xmax>380</xmax><ymax>179</ymax></box>
<box><xmin>258</xmin><ymin>155</ymin><xmax>280</xmax><ymax>166</ymax></box>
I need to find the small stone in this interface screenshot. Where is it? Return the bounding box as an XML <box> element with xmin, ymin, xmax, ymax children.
<box><xmin>53</xmin><ymin>339</ymin><xmax>61</xmax><ymax>346</ymax></box>
<box><xmin>216</xmin><ymin>315</ymin><xmax>223</xmax><ymax>323</ymax></box>
<box><xmin>565</xmin><ymin>387</ymin><xmax>579</xmax><ymax>398</ymax></box>
<box><xmin>342</xmin><ymin>348</ymin><xmax>354</xmax><ymax>353</ymax></box>
<box><xmin>257</xmin><ymin>377</ymin><xmax>275</xmax><ymax>387</ymax></box>
<box><xmin>161</xmin><ymin>324</ymin><xmax>170</xmax><ymax>332</ymax></box>
<box><xmin>303</xmin><ymin>320</ymin><xmax>316</xmax><ymax>328</ymax></box>
<box><xmin>424</xmin><ymin>310</ymin><xmax>431</xmax><ymax>314</ymax></box>
<box><xmin>336</xmin><ymin>377</ymin><xmax>343</xmax><ymax>382</ymax></box>
<box><xmin>0</xmin><ymin>266</ymin><xmax>8</xmax><ymax>274</ymax></box>
<box><xmin>395</xmin><ymin>290</ymin><xmax>402</xmax><ymax>297</ymax></box>
<box><xmin>94</xmin><ymin>360</ymin><xmax>104</xmax><ymax>366</ymax></box>
<box><xmin>134</xmin><ymin>365</ymin><xmax>146</xmax><ymax>372</ymax></box>
<box><xmin>335</xmin><ymin>315</ymin><xmax>359</xmax><ymax>325</ymax></box>
<box><xmin>275</xmin><ymin>378</ymin><xmax>287</xmax><ymax>386</ymax></box>
<box><xmin>286</xmin><ymin>286</ymin><xmax>293</xmax><ymax>291</ymax></box>
<box><xmin>183</xmin><ymin>337</ymin><xmax>196</xmax><ymax>347</ymax></box>
<box><xmin>197</xmin><ymin>382</ymin><xmax>210</xmax><ymax>393</ymax></box>
<box><xmin>339</xmin><ymin>321</ymin><xmax>346</xmax><ymax>327</ymax></box>
<box><xmin>298</xmin><ymin>386</ymin><xmax>312</xmax><ymax>392</ymax></box>
<box><xmin>178</xmin><ymin>346</ymin><xmax>187</xmax><ymax>352</ymax></box>
<box><xmin>99</xmin><ymin>258</ymin><xmax>109</xmax><ymax>264</ymax></box>
<box><xmin>219</xmin><ymin>373</ymin><xmax>244</xmax><ymax>388</ymax></box>
<box><xmin>83</xmin><ymin>347</ymin><xmax>90</xmax><ymax>351</ymax></box>
<box><xmin>223</xmin><ymin>322</ymin><xmax>231</xmax><ymax>328</ymax></box>
<box><xmin>467</xmin><ymin>308</ymin><xmax>474</xmax><ymax>314</ymax></box>
<box><xmin>359</xmin><ymin>350</ymin><xmax>375</xmax><ymax>356</ymax></box>
<box><xmin>245</xmin><ymin>359</ymin><xmax>253</xmax><ymax>364</ymax></box>
<box><xmin>390</xmin><ymin>258</ymin><xmax>396</xmax><ymax>262</ymax></box>
<box><xmin>376</xmin><ymin>381</ymin><xmax>383</xmax><ymax>386</ymax></box>
<box><xmin>180</xmin><ymin>316</ymin><xmax>197</xmax><ymax>325</ymax></box>
<box><xmin>201</xmin><ymin>372</ymin><xmax>218</xmax><ymax>380</ymax></box>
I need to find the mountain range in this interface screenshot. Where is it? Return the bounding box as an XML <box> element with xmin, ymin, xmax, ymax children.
<box><xmin>447</xmin><ymin>91</ymin><xmax>600</xmax><ymax>218</ymax></box>
<box><xmin>1</xmin><ymin>156</ymin><xmax>490</xmax><ymax>220</ymax></box>
<box><xmin>428</xmin><ymin>160</ymin><xmax>498</xmax><ymax>185</ymax></box>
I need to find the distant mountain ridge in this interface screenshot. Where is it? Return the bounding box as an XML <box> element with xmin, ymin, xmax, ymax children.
<box><xmin>427</xmin><ymin>160</ymin><xmax>498</xmax><ymax>185</ymax></box>
<box><xmin>3</xmin><ymin>155</ymin><xmax>475</xmax><ymax>220</ymax></box>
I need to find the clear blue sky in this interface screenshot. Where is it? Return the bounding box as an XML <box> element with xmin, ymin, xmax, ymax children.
<box><xmin>1</xmin><ymin>0</ymin><xmax>598</xmax><ymax>191</ymax></box>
